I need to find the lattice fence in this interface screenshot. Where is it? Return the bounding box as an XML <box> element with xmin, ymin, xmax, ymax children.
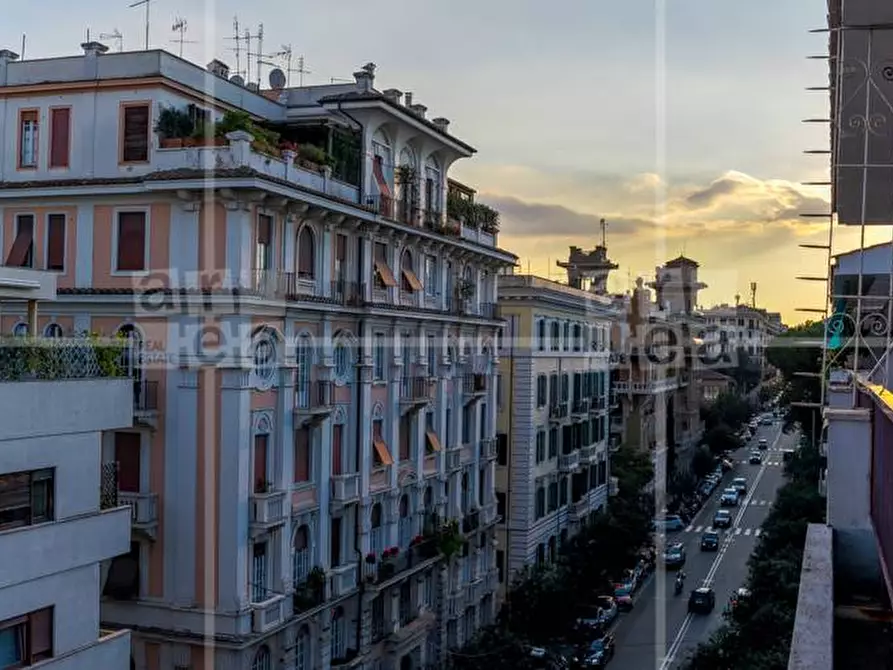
<box><xmin>0</xmin><ymin>337</ymin><xmax>130</xmax><ymax>382</ymax></box>
<box><xmin>100</xmin><ymin>461</ymin><xmax>119</xmax><ymax>510</ymax></box>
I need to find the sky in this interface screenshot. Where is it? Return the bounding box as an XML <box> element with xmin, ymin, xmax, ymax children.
<box><xmin>4</xmin><ymin>0</ymin><xmax>883</xmax><ymax>324</ymax></box>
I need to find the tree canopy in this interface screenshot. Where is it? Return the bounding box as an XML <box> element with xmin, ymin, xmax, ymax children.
<box><xmin>766</xmin><ymin>320</ymin><xmax>824</xmax><ymax>446</ymax></box>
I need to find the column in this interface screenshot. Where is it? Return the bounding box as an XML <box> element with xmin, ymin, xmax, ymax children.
<box><xmin>277</xmin><ymin>364</ymin><xmax>296</xmax><ymax>594</ymax></box>
<box><xmin>169</xmin><ymin>202</ymin><xmax>199</xmax><ymax>288</ymax></box>
<box><xmin>357</xmin><ymin>319</ymin><xmax>374</xmax><ymax>558</ymax></box>
<box><xmin>283</xmin><ymin>214</ymin><xmax>297</xmax><ymax>278</ymax></box>
<box><xmin>216</xmin><ymin>365</ymin><xmax>253</xmax><ymax>611</ymax></box>
<box><xmin>321</xmin><ymin>223</ymin><xmax>333</xmax><ymax>296</ymax></box>
<box><xmin>361</xmin><ymin>234</ymin><xmax>373</xmax><ymax>303</ymax></box>
<box><xmin>223</xmin><ymin>200</ymin><xmax>253</xmax><ymax>289</ymax></box>
<box><xmin>26</xmin><ymin>300</ymin><xmax>37</xmax><ymax>334</ymax></box>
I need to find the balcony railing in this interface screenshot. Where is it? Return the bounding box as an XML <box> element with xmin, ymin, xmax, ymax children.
<box><xmin>480</xmin><ymin>503</ymin><xmax>499</xmax><ymax>526</ymax></box>
<box><xmin>329</xmin><ymin>562</ymin><xmax>359</xmax><ymax>598</ymax></box>
<box><xmin>330</xmin><ymin>280</ymin><xmax>365</xmax><ymax>307</ymax></box>
<box><xmin>568</xmin><ymin>497</ymin><xmax>590</xmax><ymax>521</ymax></box>
<box><xmin>559</xmin><ymin>450</ymin><xmax>580</xmax><ymax>473</ymax></box>
<box><xmin>462</xmin><ymin>509</ymin><xmax>481</xmax><ymax>534</ymax></box>
<box><xmin>400</xmin><ymin>376</ymin><xmax>433</xmax><ymax>404</ymax></box>
<box><xmin>446</xmin><ymin>446</ymin><xmax>462</xmax><ymax>472</ymax></box>
<box><xmin>133</xmin><ymin>380</ymin><xmax>158</xmax><ymax>413</ymax></box>
<box><xmin>331</xmin><ymin>473</ymin><xmax>360</xmax><ymax>506</ymax></box>
<box><xmin>118</xmin><ymin>491</ymin><xmax>158</xmax><ymax>529</ymax></box>
<box><xmin>549</xmin><ymin>403</ymin><xmax>569</xmax><ymax>421</ymax></box>
<box><xmin>250</xmin><ymin>489</ymin><xmax>287</xmax><ymax>531</ymax></box>
<box><xmin>251</xmin><ymin>594</ymin><xmax>286</xmax><ymax>634</ymax></box>
<box><xmin>0</xmin><ymin>336</ymin><xmax>131</xmax><ymax>382</ymax></box>
<box><xmin>295</xmin><ymin>380</ymin><xmax>333</xmax><ymax>414</ymax></box>
<box><xmin>479</xmin><ymin>438</ymin><xmax>497</xmax><ymax>461</ymax></box>
<box><xmin>579</xmin><ymin>445</ymin><xmax>597</xmax><ymax>464</ymax></box>
<box><xmin>478</xmin><ymin>303</ymin><xmax>498</xmax><ymax>319</ymax></box>
<box><xmin>572</xmin><ymin>398</ymin><xmax>591</xmax><ymax>416</ymax></box>
<box><xmin>463</xmin><ymin>373</ymin><xmax>488</xmax><ymax>398</ymax></box>
<box><xmin>364</xmin><ymin>539</ymin><xmax>440</xmax><ymax>587</ymax></box>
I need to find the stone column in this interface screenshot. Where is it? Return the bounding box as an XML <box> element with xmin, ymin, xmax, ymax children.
<box><xmin>223</xmin><ymin>200</ymin><xmax>253</xmax><ymax>290</ymax></box>
<box><xmin>277</xmin><ymin>363</ymin><xmax>296</xmax><ymax>597</ymax></box>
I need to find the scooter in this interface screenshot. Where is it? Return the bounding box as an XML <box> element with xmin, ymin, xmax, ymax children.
<box><xmin>674</xmin><ymin>573</ymin><xmax>685</xmax><ymax>596</ymax></box>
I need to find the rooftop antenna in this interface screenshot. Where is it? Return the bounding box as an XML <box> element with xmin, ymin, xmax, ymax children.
<box><xmin>600</xmin><ymin>217</ymin><xmax>607</xmax><ymax>248</ymax></box>
<box><xmin>226</xmin><ymin>16</ymin><xmax>245</xmax><ymax>79</ymax></box>
<box><xmin>170</xmin><ymin>18</ymin><xmax>196</xmax><ymax>58</ymax></box>
<box><xmin>750</xmin><ymin>281</ymin><xmax>757</xmax><ymax>308</ymax></box>
<box><xmin>99</xmin><ymin>29</ymin><xmax>123</xmax><ymax>52</ymax></box>
<box><xmin>277</xmin><ymin>46</ymin><xmax>311</xmax><ymax>87</ymax></box>
<box><xmin>330</xmin><ymin>77</ymin><xmax>352</xmax><ymax>83</ymax></box>
<box><xmin>242</xmin><ymin>23</ymin><xmax>265</xmax><ymax>87</ymax></box>
<box><xmin>128</xmin><ymin>0</ymin><xmax>153</xmax><ymax>50</ymax></box>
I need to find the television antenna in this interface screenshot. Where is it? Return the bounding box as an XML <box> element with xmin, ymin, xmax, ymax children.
<box><xmin>128</xmin><ymin>0</ymin><xmax>153</xmax><ymax>50</ymax></box>
<box><xmin>244</xmin><ymin>23</ymin><xmax>266</xmax><ymax>87</ymax></box>
<box><xmin>99</xmin><ymin>29</ymin><xmax>123</xmax><ymax>52</ymax></box>
<box><xmin>170</xmin><ymin>18</ymin><xmax>197</xmax><ymax>58</ymax></box>
<box><xmin>750</xmin><ymin>281</ymin><xmax>757</xmax><ymax>308</ymax></box>
<box><xmin>226</xmin><ymin>16</ymin><xmax>245</xmax><ymax>79</ymax></box>
<box><xmin>275</xmin><ymin>45</ymin><xmax>311</xmax><ymax>87</ymax></box>
<box><xmin>330</xmin><ymin>77</ymin><xmax>352</xmax><ymax>83</ymax></box>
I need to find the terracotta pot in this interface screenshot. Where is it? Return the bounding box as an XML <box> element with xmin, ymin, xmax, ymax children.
<box><xmin>160</xmin><ymin>138</ymin><xmax>183</xmax><ymax>149</ymax></box>
<box><xmin>183</xmin><ymin>137</ymin><xmax>198</xmax><ymax>148</ymax></box>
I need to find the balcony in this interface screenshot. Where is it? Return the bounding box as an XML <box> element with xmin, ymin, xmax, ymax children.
<box><xmin>579</xmin><ymin>444</ymin><xmax>597</xmax><ymax>464</ymax></box>
<box><xmin>549</xmin><ymin>402</ymin><xmax>569</xmax><ymax>422</ymax></box>
<box><xmin>400</xmin><ymin>376</ymin><xmax>433</xmax><ymax>408</ymax></box>
<box><xmin>330</xmin><ymin>473</ymin><xmax>360</xmax><ymax>507</ymax></box>
<box><xmin>118</xmin><ymin>491</ymin><xmax>159</xmax><ymax>539</ymax></box>
<box><xmin>463</xmin><ymin>373</ymin><xmax>488</xmax><ymax>402</ymax></box>
<box><xmin>480</xmin><ymin>503</ymin><xmax>499</xmax><ymax>527</ymax></box>
<box><xmin>295</xmin><ymin>380</ymin><xmax>333</xmax><ymax>424</ymax></box>
<box><xmin>612</xmin><ymin>377</ymin><xmax>679</xmax><ymax>394</ymax></box>
<box><xmin>568</xmin><ymin>497</ymin><xmax>590</xmax><ymax>522</ymax></box>
<box><xmin>34</xmin><ymin>628</ymin><xmax>131</xmax><ymax>670</ymax></box>
<box><xmin>572</xmin><ymin>398</ymin><xmax>590</xmax><ymax>418</ymax></box>
<box><xmin>364</xmin><ymin>539</ymin><xmax>440</xmax><ymax>589</ymax></box>
<box><xmin>330</xmin><ymin>280</ymin><xmax>365</xmax><ymax>307</ymax></box>
<box><xmin>479</xmin><ymin>437</ymin><xmax>497</xmax><ymax>461</ymax></box>
<box><xmin>592</xmin><ymin>397</ymin><xmax>606</xmax><ymax>412</ymax></box>
<box><xmin>478</xmin><ymin>303</ymin><xmax>499</xmax><ymax>320</ymax></box>
<box><xmin>251</xmin><ymin>594</ymin><xmax>286</xmax><ymax>634</ymax></box>
<box><xmin>329</xmin><ymin>562</ymin><xmax>359</xmax><ymax>598</ymax></box>
<box><xmin>132</xmin><ymin>380</ymin><xmax>159</xmax><ymax>428</ymax></box>
<box><xmin>446</xmin><ymin>589</ymin><xmax>464</xmax><ymax>618</ymax></box>
<box><xmin>446</xmin><ymin>446</ymin><xmax>462</xmax><ymax>472</ymax></box>
<box><xmin>249</xmin><ymin>489</ymin><xmax>287</xmax><ymax>535</ymax></box>
<box><xmin>462</xmin><ymin>509</ymin><xmax>481</xmax><ymax>534</ymax></box>
<box><xmin>559</xmin><ymin>450</ymin><xmax>580</xmax><ymax>473</ymax></box>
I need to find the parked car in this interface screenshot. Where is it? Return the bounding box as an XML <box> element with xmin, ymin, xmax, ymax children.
<box><xmin>595</xmin><ymin>596</ymin><xmax>618</xmax><ymax>626</ymax></box>
<box><xmin>760</xmin><ymin>416</ymin><xmax>773</xmax><ymax>426</ymax></box>
<box><xmin>782</xmin><ymin>448</ymin><xmax>795</xmax><ymax>462</ymax></box>
<box><xmin>700</xmin><ymin>529</ymin><xmax>720</xmax><ymax>551</ymax></box>
<box><xmin>758</xmin><ymin>438</ymin><xmax>768</xmax><ymax>450</ymax></box>
<box><xmin>614</xmin><ymin>592</ymin><xmax>634</xmax><ymax>611</ymax></box>
<box><xmin>663</xmin><ymin>542</ymin><xmax>686</xmax><ymax>568</ymax></box>
<box><xmin>749</xmin><ymin>451</ymin><xmax>763</xmax><ymax>465</ymax></box>
<box><xmin>720</xmin><ymin>488</ymin><xmax>740</xmax><ymax>506</ymax></box>
<box><xmin>713</xmin><ymin>509</ymin><xmax>732</xmax><ymax>528</ymax></box>
<box><xmin>688</xmin><ymin>587</ymin><xmax>716</xmax><ymax>614</ymax></box>
<box><xmin>732</xmin><ymin>477</ymin><xmax>747</xmax><ymax>495</ymax></box>
<box><xmin>653</xmin><ymin>515</ymin><xmax>685</xmax><ymax>532</ymax></box>
<box><xmin>582</xmin><ymin>634</ymin><xmax>616</xmax><ymax>668</ymax></box>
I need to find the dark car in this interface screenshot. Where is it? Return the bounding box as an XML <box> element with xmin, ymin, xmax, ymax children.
<box><xmin>582</xmin><ymin>635</ymin><xmax>616</xmax><ymax>668</ymax></box>
<box><xmin>758</xmin><ymin>438</ymin><xmax>768</xmax><ymax>450</ymax></box>
<box><xmin>700</xmin><ymin>529</ymin><xmax>720</xmax><ymax>551</ymax></box>
<box><xmin>688</xmin><ymin>587</ymin><xmax>716</xmax><ymax>614</ymax></box>
<box><xmin>663</xmin><ymin>542</ymin><xmax>686</xmax><ymax>569</ymax></box>
<box><xmin>713</xmin><ymin>509</ymin><xmax>732</xmax><ymax>529</ymax></box>
<box><xmin>749</xmin><ymin>451</ymin><xmax>763</xmax><ymax>465</ymax></box>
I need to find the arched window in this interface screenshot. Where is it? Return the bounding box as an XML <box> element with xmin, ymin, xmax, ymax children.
<box><xmin>251</xmin><ymin>646</ymin><xmax>271</xmax><ymax>670</ymax></box>
<box><xmin>295</xmin><ymin>625</ymin><xmax>310</xmax><ymax>670</ymax></box>
<box><xmin>12</xmin><ymin>322</ymin><xmax>28</xmax><ymax>337</ymax></box>
<box><xmin>332</xmin><ymin>333</ymin><xmax>354</xmax><ymax>385</ymax></box>
<box><xmin>43</xmin><ymin>323</ymin><xmax>63</xmax><ymax>338</ymax></box>
<box><xmin>370</xmin><ymin>503</ymin><xmax>383</xmax><ymax>556</ymax></box>
<box><xmin>293</xmin><ymin>525</ymin><xmax>310</xmax><ymax>585</ymax></box>
<box><xmin>297</xmin><ymin>226</ymin><xmax>315</xmax><ymax>279</ymax></box>
<box><xmin>424</xmin><ymin>155</ymin><xmax>442</xmax><ymax>214</ymax></box>
<box><xmin>295</xmin><ymin>333</ymin><xmax>313</xmax><ymax>408</ymax></box>
<box><xmin>251</xmin><ymin>329</ymin><xmax>277</xmax><ymax>390</ymax></box>
<box><xmin>331</xmin><ymin>607</ymin><xmax>345</xmax><ymax>661</ymax></box>
<box><xmin>398</xmin><ymin>494</ymin><xmax>411</xmax><ymax>547</ymax></box>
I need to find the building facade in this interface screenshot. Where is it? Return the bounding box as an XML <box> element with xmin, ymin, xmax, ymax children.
<box><xmin>0</xmin><ymin>42</ymin><xmax>515</xmax><ymax>670</ymax></box>
<box><xmin>0</xmin><ymin>266</ymin><xmax>133</xmax><ymax>669</ymax></box>
<box><xmin>701</xmin><ymin>303</ymin><xmax>781</xmax><ymax>368</ymax></box>
<box><xmin>494</xmin><ymin>274</ymin><xmax>616</xmax><ymax>589</ymax></box>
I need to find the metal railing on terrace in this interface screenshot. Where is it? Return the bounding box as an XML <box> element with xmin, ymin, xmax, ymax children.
<box><xmin>0</xmin><ymin>336</ymin><xmax>131</xmax><ymax>382</ymax></box>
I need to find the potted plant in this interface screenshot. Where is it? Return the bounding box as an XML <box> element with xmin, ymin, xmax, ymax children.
<box><xmin>474</xmin><ymin>203</ymin><xmax>500</xmax><ymax>234</ymax></box>
<box><xmin>296</xmin><ymin>143</ymin><xmax>332</xmax><ymax>171</ymax></box>
<box><xmin>437</xmin><ymin>520</ymin><xmax>463</xmax><ymax>559</ymax></box>
<box><xmin>378</xmin><ymin>547</ymin><xmax>398</xmax><ymax>580</ymax></box>
<box><xmin>395</xmin><ymin>164</ymin><xmax>417</xmax><ymax>184</ymax></box>
<box><xmin>456</xmin><ymin>279</ymin><xmax>475</xmax><ymax>300</ymax></box>
<box><xmin>154</xmin><ymin>105</ymin><xmax>194</xmax><ymax>148</ymax></box>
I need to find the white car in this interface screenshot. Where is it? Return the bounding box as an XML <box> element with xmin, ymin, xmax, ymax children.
<box><xmin>720</xmin><ymin>488</ymin><xmax>740</xmax><ymax>506</ymax></box>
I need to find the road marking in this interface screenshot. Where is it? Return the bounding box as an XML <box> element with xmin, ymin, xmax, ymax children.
<box><xmin>744</xmin><ymin>528</ymin><xmax>752</xmax><ymax>536</ymax></box>
<box><xmin>755</xmin><ymin>528</ymin><xmax>762</xmax><ymax>537</ymax></box>
<box><xmin>694</xmin><ymin>525</ymin><xmax>703</xmax><ymax>533</ymax></box>
<box><xmin>685</xmin><ymin>524</ymin><xmax>694</xmax><ymax>532</ymax></box>
<box><xmin>734</xmin><ymin>527</ymin><xmax>742</xmax><ymax>535</ymax></box>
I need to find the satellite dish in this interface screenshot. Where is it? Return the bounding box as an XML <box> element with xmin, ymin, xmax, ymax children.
<box><xmin>269</xmin><ymin>68</ymin><xmax>286</xmax><ymax>90</ymax></box>
<box><xmin>230</xmin><ymin>74</ymin><xmax>245</xmax><ymax>87</ymax></box>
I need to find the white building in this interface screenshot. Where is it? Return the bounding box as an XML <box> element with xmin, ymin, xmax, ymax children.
<box><xmin>495</xmin><ymin>274</ymin><xmax>617</xmax><ymax>588</ymax></box>
<box><xmin>701</xmin><ymin>303</ymin><xmax>782</xmax><ymax>367</ymax></box>
<box><xmin>0</xmin><ymin>266</ymin><xmax>133</xmax><ymax>669</ymax></box>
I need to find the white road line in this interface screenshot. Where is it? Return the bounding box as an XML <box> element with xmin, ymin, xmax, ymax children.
<box><xmin>734</xmin><ymin>527</ymin><xmax>742</xmax><ymax>536</ymax></box>
<box><xmin>685</xmin><ymin>525</ymin><xmax>694</xmax><ymax>532</ymax></box>
<box><xmin>744</xmin><ymin>528</ymin><xmax>752</xmax><ymax>536</ymax></box>
<box><xmin>694</xmin><ymin>525</ymin><xmax>703</xmax><ymax>533</ymax></box>
<box><xmin>755</xmin><ymin>528</ymin><xmax>762</xmax><ymax>537</ymax></box>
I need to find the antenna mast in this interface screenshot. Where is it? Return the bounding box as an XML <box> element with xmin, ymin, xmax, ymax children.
<box><xmin>128</xmin><ymin>0</ymin><xmax>153</xmax><ymax>50</ymax></box>
<box><xmin>750</xmin><ymin>281</ymin><xmax>757</xmax><ymax>308</ymax></box>
<box><xmin>278</xmin><ymin>46</ymin><xmax>312</xmax><ymax>87</ymax></box>
<box><xmin>170</xmin><ymin>18</ymin><xmax>196</xmax><ymax>58</ymax></box>
<box><xmin>600</xmin><ymin>218</ymin><xmax>607</xmax><ymax>248</ymax></box>
<box><xmin>99</xmin><ymin>29</ymin><xmax>123</xmax><ymax>52</ymax></box>
<box><xmin>226</xmin><ymin>17</ymin><xmax>244</xmax><ymax>79</ymax></box>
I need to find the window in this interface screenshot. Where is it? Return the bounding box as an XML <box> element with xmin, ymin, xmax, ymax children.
<box><xmin>46</xmin><ymin>213</ymin><xmax>66</xmax><ymax>271</ymax></box>
<box><xmin>400</xmin><ymin>250</ymin><xmax>423</xmax><ymax>292</ymax></box>
<box><xmin>253</xmin><ymin>435</ymin><xmax>269</xmax><ymax>493</ymax></box>
<box><xmin>252</xmin><ymin>332</ymin><xmax>277</xmax><ymax>390</ymax></box>
<box><xmin>294</xmin><ymin>427</ymin><xmax>310</xmax><ymax>482</ymax></box>
<box><xmin>331</xmin><ymin>608</ymin><xmax>345</xmax><ymax>660</ymax></box>
<box><xmin>333</xmin><ymin>339</ymin><xmax>352</xmax><ymax>384</ymax></box>
<box><xmin>548</xmin><ymin>427</ymin><xmax>558</xmax><ymax>459</ymax></box>
<box><xmin>251</xmin><ymin>542</ymin><xmax>267</xmax><ymax>602</ymax></box>
<box><xmin>399</xmin><ymin>494</ymin><xmax>411</xmax><ymax>546</ymax></box>
<box><xmin>0</xmin><ymin>607</ymin><xmax>53</xmax><ymax>666</ymax></box>
<box><xmin>7</xmin><ymin>215</ymin><xmax>34</xmax><ymax>268</ymax></box>
<box><xmin>372</xmin><ymin>334</ymin><xmax>385</xmax><ymax>381</ymax></box>
<box><xmin>563</xmin><ymin>322</ymin><xmax>570</xmax><ymax>350</ymax></box>
<box><xmin>427</xmin><ymin>335</ymin><xmax>438</xmax><ymax>374</ymax></box>
<box><xmin>49</xmin><ymin>107</ymin><xmax>71</xmax><ymax>168</ymax></box>
<box><xmin>559</xmin><ymin>476</ymin><xmax>568</xmax><ymax>506</ymax></box>
<box><xmin>424</xmin><ymin>255</ymin><xmax>438</xmax><ymax>297</ymax></box>
<box><xmin>550</xmin><ymin>322</ymin><xmax>560</xmax><ymax>350</ymax></box>
<box><xmin>251</xmin><ymin>645</ymin><xmax>271</xmax><ymax>670</ymax></box>
<box><xmin>334</xmin><ymin>233</ymin><xmax>347</xmax><ymax>283</ymax></box>
<box><xmin>297</xmin><ymin>226</ymin><xmax>315</xmax><ymax>279</ymax></box>
<box><xmin>535</xmin><ymin>431</ymin><xmax>545</xmax><ymax>464</ymax></box>
<box><xmin>537</xmin><ymin>319</ymin><xmax>546</xmax><ymax>351</ymax></box>
<box><xmin>549</xmin><ymin>374</ymin><xmax>558</xmax><ymax>407</ymax></box>
<box><xmin>18</xmin><ymin>109</ymin><xmax>38</xmax><ymax>168</ymax></box>
<box><xmin>0</xmin><ymin>469</ymin><xmax>54</xmax><ymax>530</ymax></box>
<box><xmin>121</xmin><ymin>104</ymin><xmax>150</xmax><ymax>163</ymax></box>
<box><xmin>43</xmin><ymin>323</ymin><xmax>63</xmax><ymax>338</ymax></box>
<box><xmin>399</xmin><ymin>415</ymin><xmax>412</xmax><ymax>461</ymax></box>
<box><xmin>295</xmin><ymin>627</ymin><xmax>310</xmax><ymax>670</ymax></box>
<box><xmin>11</xmin><ymin>323</ymin><xmax>28</xmax><ymax>338</ymax></box>
<box><xmin>548</xmin><ymin>482</ymin><xmax>558</xmax><ymax>512</ymax></box>
<box><xmin>535</xmin><ymin>486</ymin><xmax>545</xmax><ymax>519</ymax></box>
<box><xmin>372</xmin><ymin>419</ymin><xmax>394</xmax><ymax>466</ymax></box>
<box><xmin>256</xmin><ymin>214</ymin><xmax>273</xmax><ymax>272</ymax></box>
<box><xmin>295</xmin><ymin>334</ymin><xmax>312</xmax><ymax>408</ymax></box>
<box><xmin>536</xmin><ymin>375</ymin><xmax>547</xmax><ymax>407</ymax></box>
<box><xmin>373</xmin><ymin>242</ymin><xmax>397</xmax><ymax>288</ymax></box>
<box><xmin>293</xmin><ymin>525</ymin><xmax>310</xmax><ymax>585</ymax></box>
<box><xmin>115</xmin><ymin>211</ymin><xmax>147</xmax><ymax>272</ymax></box>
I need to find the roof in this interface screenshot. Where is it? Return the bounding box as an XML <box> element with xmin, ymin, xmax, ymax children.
<box><xmin>664</xmin><ymin>255</ymin><xmax>700</xmax><ymax>268</ymax></box>
<box><xmin>700</xmin><ymin>369</ymin><xmax>735</xmax><ymax>382</ymax></box>
<box><xmin>317</xmin><ymin>89</ymin><xmax>476</xmax><ymax>153</ymax></box>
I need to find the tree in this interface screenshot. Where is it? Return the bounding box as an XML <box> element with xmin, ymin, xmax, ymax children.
<box><xmin>447</xmin><ymin>625</ymin><xmax>538</xmax><ymax>670</ymax></box>
<box><xmin>691</xmin><ymin>446</ymin><xmax>715</xmax><ymax>479</ymax></box>
<box><xmin>732</xmin><ymin>346</ymin><xmax>763</xmax><ymax>393</ymax></box>
<box><xmin>702</xmin><ymin>424</ymin><xmax>741</xmax><ymax>456</ymax></box>
<box><xmin>766</xmin><ymin>321</ymin><xmax>824</xmax><ymax>446</ymax></box>
<box><xmin>701</xmin><ymin>391</ymin><xmax>753</xmax><ymax>432</ymax></box>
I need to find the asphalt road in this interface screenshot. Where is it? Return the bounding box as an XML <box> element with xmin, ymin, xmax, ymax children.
<box><xmin>608</xmin><ymin>420</ymin><xmax>797</xmax><ymax>670</ymax></box>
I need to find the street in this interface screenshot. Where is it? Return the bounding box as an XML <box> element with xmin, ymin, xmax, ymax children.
<box><xmin>608</xmin><ymin>420</ymin><xmax>797</xmax><ymax>670</ymax></box>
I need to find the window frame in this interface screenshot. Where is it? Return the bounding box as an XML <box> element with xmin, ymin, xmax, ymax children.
<box><xmin>48</xmin><ymin>106</ymin><xmax>72</xmax><ymax>169</ymax></box>
<box><xmin>0</xmin><ymin>468</ymin><xmax>55</xmax><ymax>532</ymax></box>
<box><xmin>11</xmin><ymin>213</ymin><xmax>36</xmax><ymax>269</ymax></box>
<box><xmin>17</xmin><ymin>108</ymin><xmax>39</xmax><ymax>170</ymax></box>
<box><xmin>119</xmin><ymin>101</ymin><xmax>152</xmax><ymax>164</ymax></box>
<box><xmin>111</xmin><ymin>208</ymin><xmax>151</xmax><ymax>275</ymax></box>
<box><xmin>44</xmin><ymin>212</ymin><xmax>67</xmax><ymax>272</ymax></box>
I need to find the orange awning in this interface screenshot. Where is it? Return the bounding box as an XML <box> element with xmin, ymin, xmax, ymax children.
<box><xmin>375</xmin><ymin>260</ymin><xmax>398</xmax><ymax>288</ymax></box>
<box><xmin>402</xmin><ymin>268</ymin><xmax>424</xmax><ymax>292</ymax></box>
<box><xmin>373</xmin><ymin>437</ymin><xmax>394</xmax><ymax>466</ymax></box>
<box><xmin>425</xmin><ymin>430</ymin><xmax>442</xmax><ymax>453</ymax></box>
<box><xmin>373</xmin><ymin>155</ymin><xmax>391</xmax><ymax>198</ymax></box>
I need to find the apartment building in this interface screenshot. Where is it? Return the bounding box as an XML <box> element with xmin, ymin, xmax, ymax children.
<box><xmin>494</xmin><ymin>273</ymin><xmax>617</xmax><ymax>588</ymax></box>
<box><xmin>0</xmin><ymin>266</ymin><xmax>133</xmax><ymax>668</ymax></box>
<box><xmin>0</xmin><ymin>42</ymin><xmax>515</xmax><ymax>670</ymax></box>
<box><xmin>701</xmin><ymin>302</ymin><xmax>781</xmax><ymax>368</ymax></box>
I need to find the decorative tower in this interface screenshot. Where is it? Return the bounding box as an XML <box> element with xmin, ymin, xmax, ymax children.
<box><xmin>556</xmin><ymin>218</ymin><xmax>619</xmax><ymax>293</ymax></box>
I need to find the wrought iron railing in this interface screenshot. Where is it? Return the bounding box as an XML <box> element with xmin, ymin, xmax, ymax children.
<box><xmin>0</xmin><ymin>337</ymin><xmax>131</xmax><ymax>382</ymax></box>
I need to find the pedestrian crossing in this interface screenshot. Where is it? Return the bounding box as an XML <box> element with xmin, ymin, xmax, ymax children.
<box><xmin>739</xmin><ymin>460</ymin><xmax>782</xmax><ymax>466</ymax></box>
<box><xmin>682</xmin><ymin>525</ymin><xmax>763</xmax><ymax>537</ymax></box>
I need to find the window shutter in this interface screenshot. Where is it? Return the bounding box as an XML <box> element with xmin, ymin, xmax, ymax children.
<box><xmin>114</xmin><ymin>432</ymin><xmax>142</xmax><ymax>493</ymax></box>
<box><xmin>332</xmin><ymin>425</ymin><xmax>343</xmax><ymax>475</ymax></box>
<box><xmin>28</xmin><ymin>607</ymin><xmax>53</xmax><ymax>660</ymax></box>
<box><xmin>298</xmin><ymin>228</ymin><xmax>314</xmax><ymax>278</ymax></box>
<box><xmin>257</xmin><ymin>215</ymin><xmax>272</xmax><ymax>245</ymax></box>
<box><xmin>49</xmin><ymin>108</ymin><xmax>70</xmax><ymax>168</ymax></box>
<box><xmin>294</xmin><ymin>428</ymin><xmax>310</xmax><ymax>482</ymax></box>
<box><xmin>254</xmin><ymin>435</ymin><xmax>268</xmax><ymax>491</ymax></box>
<box><xmin>116</xmin><ymin>212</ymin><xmax>146</xmax><ymax>271</ymax></box>
<box><xmin>5</xmin><ymin>216</ymin><xmax>34</xmax><ymax>267</ymax></box>
<box><xmin>46</xmin><ymin>214</ymin><xmax>66</xmax><ymax>271</ymax></box>
<box><xmin>122</xmin><ymin>105</ymin><xmax>149</xmax><ymax>162</ymax></box>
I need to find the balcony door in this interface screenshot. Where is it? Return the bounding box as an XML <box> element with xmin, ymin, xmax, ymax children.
<box><xmin>115</xmin><ymin>432</ymin><xmax>141</xmax><ymax>493</ymax></box>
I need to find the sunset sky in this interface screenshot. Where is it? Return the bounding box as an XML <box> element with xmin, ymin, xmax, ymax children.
<box><xmin>4</xmin><ymin>0</ymin><xmax>882</xmax><ymax>324</ymax></box>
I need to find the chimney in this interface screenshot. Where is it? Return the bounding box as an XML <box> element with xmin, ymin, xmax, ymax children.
<box><xmin>207</xmin><ymin>59</ymin><xmax>230</xmax><ymax>79</ymax></box>
<box><xmin>382</xmin><ymin>88</ymin><xmax>403</xmax><ymax>104</ymax></box>
<box><xmin>354</xmin><ymin>63</ymin><xmax>375</xmax><ymax>92</ymax></box>
<box><xmin>0</xmin><ymin>49</ymin><xmax>19</xmax><ymax>86</ymax></box>
<box><xmin>432</xmin><ymin>117</ymin><xmax>450</xmax><ymax>132</ymax></box>
<box><xmin>409</xmin><ymin>104</ymin><xmax>427</xmax><ymax>119</ymax></box>
<box><xmin>81</xmin><ymin>41</ymin><xmax>109</xmax><ymax>57</ymax></box>
<box><xmin>404</xmin><ymin>91</ymin><xmax>413</xmax><ymax>108</ymax></box>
